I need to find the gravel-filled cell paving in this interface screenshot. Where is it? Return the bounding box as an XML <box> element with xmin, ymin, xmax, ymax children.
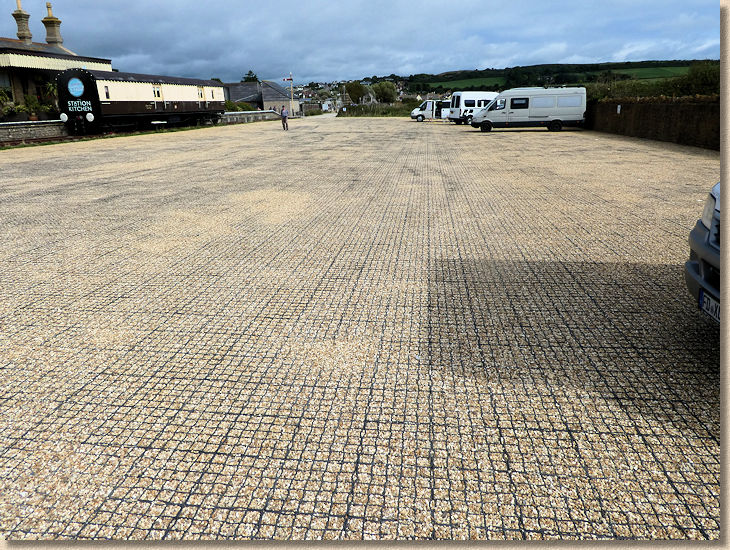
<box><xmin>0</xmin><ymin>115</ymin><xmax>720</xmax><ymax>540</ymax></box>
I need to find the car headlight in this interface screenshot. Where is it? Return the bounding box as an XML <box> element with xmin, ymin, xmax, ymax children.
<box><xmin>701</xmin><ymin>193</ymin><xmax>716</xmax><ymax>229</ymax></box>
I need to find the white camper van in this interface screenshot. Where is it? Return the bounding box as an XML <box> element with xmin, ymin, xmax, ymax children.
<box><xmin>470</xmin><ymin>87</ymin><xmax>586</xmax><ymax>132</ymax></box>
<box><xmin>411</xmin><ymin>99</ymin><xmax>451</xmax><ymax>121</ymax></box>
<box><xmin>448</xmin><ymin>91</ymin><xmax>499</xmax><ymax>124</ymax></box>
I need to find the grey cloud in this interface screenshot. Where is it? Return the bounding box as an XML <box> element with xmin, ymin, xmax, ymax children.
<box><xmin>0</xmin><ymin>0</ymin><xmax>719</xmax><ymax>83</ymax></box>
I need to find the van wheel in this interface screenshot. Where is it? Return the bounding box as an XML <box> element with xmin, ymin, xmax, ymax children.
<box><xmin>548</xmin><ymin>120</ymin><xmax>562</xmax><ymax>131</ymax></box>
<box><xmin>416</xmin><ymin>115</ymin><xmax>424</xmax><ymax>122</ymax></box>
<box><xmin>480</xmin><ymin>122</ymin><xmax>492</xmax><ymax>132</ymax></box>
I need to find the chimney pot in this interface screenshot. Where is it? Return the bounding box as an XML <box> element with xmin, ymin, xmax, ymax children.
<box><xmin>12</xmin><ymin>4</ymin><xmax>32</xmax><ymax>45</ymax></box>
<box><xmin>41</xmin><ymin>2</ymin><xmax>63</xmax><ymax>45</ymax></box>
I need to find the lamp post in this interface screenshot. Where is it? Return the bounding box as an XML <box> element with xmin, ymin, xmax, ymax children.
<box><xmin>283</xmin><ymin>72</ymin><xmax>293</xmax><ymax>115</ymax></box>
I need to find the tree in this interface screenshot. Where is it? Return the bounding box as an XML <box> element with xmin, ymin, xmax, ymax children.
<box><xmin>210</xmin><ymin>77</ymin><xmax>222</xmax><ymax>83</ymax></box>
<box><xmin>345</xmin><ymin>81</ymin><xmax>367</xmax><ymax>104</ymax></box>
<box><xmin>371</xmin><ymin>81</ymin><xmax>397</xmax><ymax>103</ymax></box>
<box><xmin>242</xmin><ymin>70</ymin><xmax>259</xmax><ymax>82</ymax></box>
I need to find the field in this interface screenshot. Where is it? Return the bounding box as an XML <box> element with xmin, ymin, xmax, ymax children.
<box><xmin>609</xmin><ymin>65</ymin><xmax>691</xmax><ymax>79</ymax></box>
<box><xmin>425</xmin><ymin>65</ymin><xmax>691</xmax><ymax>90</ymax></box>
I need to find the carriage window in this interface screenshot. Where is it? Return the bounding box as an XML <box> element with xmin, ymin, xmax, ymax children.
<box><xmin>198</xmin><ymin>87</ymin><xmax>204</xmax><ymax>100</ymax></box>
<box><xmin>211</xmin><ymin>89</ymin><xmax>215</xmax><ymax>99</ymax></box>
<box><xmin>153</xmin><ymin>86</ymin><xmax>161</xmax><ymax>98</ymax></box>
<box><xmin>511</xmin><ymin>98</ymin><xmax>529</xmax><ymax>109</ymax></box>
<box><xmin>104</xmin><ymin>86</ymin><xmax>110</xmax><ymax>99</ymax></box>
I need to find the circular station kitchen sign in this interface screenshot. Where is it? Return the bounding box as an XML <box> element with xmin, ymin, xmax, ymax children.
<box><xmin>67</xmin><ymin>78</ymin><xmax>84</xmax><ymax>98</ymax></box>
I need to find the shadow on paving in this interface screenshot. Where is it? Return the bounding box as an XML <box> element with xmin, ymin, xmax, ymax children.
<box><xmin>424</xmin><ymin>258</ymin><xmax>720</xmax><ymax>439</ymax></box>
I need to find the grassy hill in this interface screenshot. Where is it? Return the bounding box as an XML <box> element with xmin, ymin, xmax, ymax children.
<box><xmin>399</xmin><ymin>61</ymin><xmax>710</xmax><ymax>93</ymax></box>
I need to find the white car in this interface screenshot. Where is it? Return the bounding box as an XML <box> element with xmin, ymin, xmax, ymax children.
<box><xmin>684</xmin><ymin>182</ymin><xmax>720</xmax><ymax>322</ymax></box>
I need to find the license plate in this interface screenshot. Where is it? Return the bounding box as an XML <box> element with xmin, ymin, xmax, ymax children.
<box><xmin>699</xmin><ymin>289</ymin><xmax>720</xmax><ymax>323</ymax></box>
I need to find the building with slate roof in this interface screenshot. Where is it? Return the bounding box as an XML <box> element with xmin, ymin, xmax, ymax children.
<box><xmin>223</xmin><ymin>81</ymin><xmax>260</xmax><ymax>106</ymax></box>
<box><xmin>223</xmin><ymin>80</ymin><xmax>301</xmax><ymax>114</ymax></box>
<box><xmin>1</xmin><ymin>1</ymin><xmax>112</xmax><ymax>108</ymax></box>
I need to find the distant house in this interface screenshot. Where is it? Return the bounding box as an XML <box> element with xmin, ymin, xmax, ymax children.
<box><xmin>222</xmin><ymin>79</ymin><xmax>301</xmax><ymax>114</ymax></box>
<box><xmin>360</xmin><ymin>90</ymin><xmax>377</xmax><ymax>105</ymax></box>
<box><xmin>261</xmin><ymin>80</ymin><xmax>300</xmax><ymax>114</ymax></box>
<box><xmin>1</xmin><ymin>2</ymin><xmax>112</xmax><ymax>106</ymax></box>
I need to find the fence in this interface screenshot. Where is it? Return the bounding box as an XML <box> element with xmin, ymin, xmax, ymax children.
<box><xmin>586</xmin><ymin>99</ymin><xmax>719</xmax><ymax>150</ymax></box>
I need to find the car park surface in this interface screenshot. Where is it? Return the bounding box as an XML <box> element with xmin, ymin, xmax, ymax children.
<box><xmin>0</xmin><ymin>115</ymin><xmax>721</xmax><ymax>540</ymax></box>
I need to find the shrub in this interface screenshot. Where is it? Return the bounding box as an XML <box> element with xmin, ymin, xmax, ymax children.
<box><xmin>304</xmin><ymin>108</ymin><xmax>323</xmax><ymax>116</ymax></box>
<box><xmin>24</xmin><ymin>94</ymin><xmax>41</xmax><ymax>114</ymax></box>
<box><xmin>337</xmin><ymin>101</ymin><xmax>419</xmax><ymax>117</ymax></box>
<box><xmin>586</xmin><ymin>61</ymin><xmax>720</xmax><ymax>101</ymax></box>
<box><xmin>224</xmin><ymin>100</ymin><xmax>257</xmax><ymax>112</ymax></box>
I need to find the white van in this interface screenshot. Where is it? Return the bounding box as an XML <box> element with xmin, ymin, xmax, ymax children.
<box><xmin>471</xmin><ymin>87</ymin><xmax>586</xmax><ymax>132</ymax></box>
<box><xmin>411</xmin><ymin>99</ymin><xmax>451</xmax><ymax>121</ymax></box>
<box><xmin>448</xmin><ymin>91</ymin><xmax>499</xmax><ymax>125</ymax></box>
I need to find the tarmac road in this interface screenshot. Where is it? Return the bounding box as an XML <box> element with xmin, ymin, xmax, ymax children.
<box><xmin>0</xmin><ymin>114</ymin><xmax>721</xmax><ymax>540</ymax></box>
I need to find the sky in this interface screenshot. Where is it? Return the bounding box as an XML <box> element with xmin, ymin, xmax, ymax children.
<box><xmin>1</xmin><ymin>0</ymin><xmax>721</xmax><ymax>84</ymax></box>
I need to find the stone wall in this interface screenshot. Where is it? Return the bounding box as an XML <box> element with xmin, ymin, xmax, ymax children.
<box><xmin>586</xmin><ymin>99</ymin><xmax>719</xmax><ymax>150</ymax></box>
<box><xmin>0</xmin><ymin>112</ymin><xmax>282</xmax><ymax>144</ymax></box>
<box><xmin>0</xmin><ymin>120</ymin><xmax>68</xmax><ymax>143</ymax></box>
<box><xmin>220</xmin><ymin>111</ymin><xmax>281</xmax><ymax>124</ymax></box>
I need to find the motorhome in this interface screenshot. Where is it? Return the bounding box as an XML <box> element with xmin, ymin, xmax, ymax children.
<box><xmin>411</xmin><ymin>99</ymin><xmax>451</xmax><ymax>121</ymax></box>
<box><xmin>470</xmin><ymin>87</ymin><xmax>586</xmax><ymax>132</ymax></box>
<box><xmin>448</xmin><ymin>91</ymin><xmax>499</xmax><ymax>124</ymax></box>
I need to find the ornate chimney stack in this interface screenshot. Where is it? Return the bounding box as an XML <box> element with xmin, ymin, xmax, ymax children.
<box><xmin>12</xmin><ymin>0</ymin><xmax>32</xmax><ymax>45</ymax></box>
<box><xmin>41</xmin><ymin>3</ymin><xmax>63</xmax><ymax>45</ymax></box>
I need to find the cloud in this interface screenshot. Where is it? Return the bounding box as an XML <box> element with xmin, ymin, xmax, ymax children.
<box><xmin>0</xmin><ymin>0</ymin><xmax>720</xmax><ymax>83</ymax></box>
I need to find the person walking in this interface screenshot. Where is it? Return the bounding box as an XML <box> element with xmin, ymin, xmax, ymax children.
<box><xmin>281</xmin><ymin>105</ymin><xmax>289</xmax><ymax>130</ymax></box>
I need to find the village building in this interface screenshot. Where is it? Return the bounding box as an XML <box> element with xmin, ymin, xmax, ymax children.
<box><xmin>1</xmin><ymin>1</ymin><xmax>111</xmax><ymax>107</ymax></box>
<box><xmin>223</xmin><ymin>80</ymin><xmax>301</xmax><ymax>114</ymax></box>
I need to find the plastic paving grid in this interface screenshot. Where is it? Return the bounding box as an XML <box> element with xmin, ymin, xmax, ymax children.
<box><xmin>0</xmin><ymin>116</ymin><xmax>721</xmax><ymax>540</ymax></box>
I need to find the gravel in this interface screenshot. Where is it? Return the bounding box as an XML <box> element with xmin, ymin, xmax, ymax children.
<box><xmin>0</xmin><ymin>115</ymin><xmax>720</xmax><ymax>540</ymax></box>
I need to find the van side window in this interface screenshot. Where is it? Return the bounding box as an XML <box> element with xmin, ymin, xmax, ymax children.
<box><xmin>489</xmin><ymin>98</ymin><xmax>506</xmax><ymax>111</ymax></box>
<box><xmin>511</xmin><ymin>98</ymin><xmax>529</xmax><ymax>109</ymax></box>
<box><xmin>557</xmin><ymin>95</ymin><xmax>581</xmax><ymax>107</ymax></box>
<box><xmin>531</xmin><ymin>96</ymin><xmax>554</xmax><ymax>108</ymax></box>
<box><xmin>464</xmin><ymin>99</ymin><xmax>475</xmax><ymax>107</ymax></box>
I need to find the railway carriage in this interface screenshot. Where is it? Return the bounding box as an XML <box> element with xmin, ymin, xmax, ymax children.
<box><xmin>56</xmin><ymin>68</ymin><xmax>225</xmax><ymax>134</ymax></box>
